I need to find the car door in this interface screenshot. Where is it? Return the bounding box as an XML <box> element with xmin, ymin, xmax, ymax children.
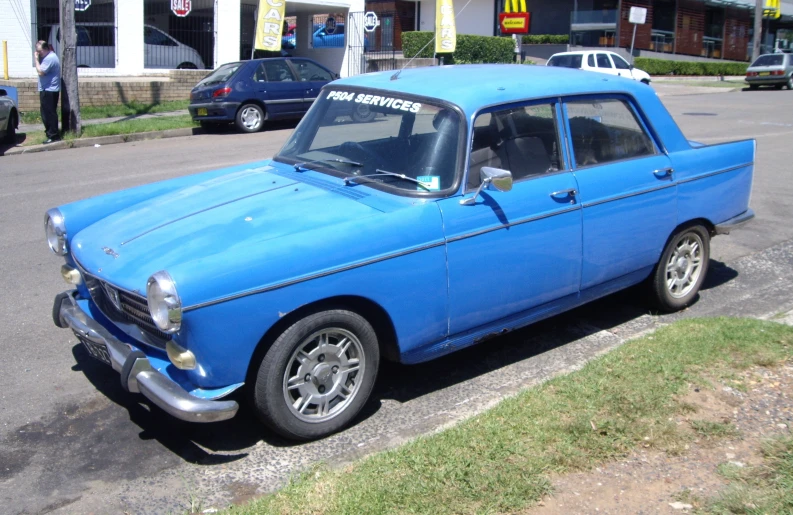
<box><xmin>438</xmin><ymin>102</ymin><xmax>583</xmax><ymax>335</ymax></box>
<box><xmin>288</xmin><ymin>59</ymin><xmax>335</xmax><ymax>112</ymax></box>
<box><xmin>595</xmin><ymin>53</ymin><xmax>619</xmax><ymax>76</ymax></box>
<box><xmin>253</xmin><ymin>60</ymin><xmax>304</xmax><ymax>117</ymax></box>
<box><xmin>144</xmin><ymin>26</ymin><xmax>178</xmax><ymax>68</ymax></box>
<box><xmin>563</xmin><ymin>96</ymin><xmax>676</xmax><ymax>291</ymax></box>
<box><xmin>609</xmin><ymin>53</ymin><xmax>634</xmax><ymax>79</ymax></box>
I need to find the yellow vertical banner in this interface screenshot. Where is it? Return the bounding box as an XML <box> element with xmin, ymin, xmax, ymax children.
<box><xmin>255</xmin><ymin>0</ymin><xmax>286</xmax><ymax>51</ymax></box>
<box><xmin>435</xmin><ymin>0</ymin><xmax>456</xmax><ymax>53</ymax></box>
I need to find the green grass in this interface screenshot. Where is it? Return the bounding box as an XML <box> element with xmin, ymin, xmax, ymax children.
<box><xmin>21</xmin><ymin>115</ymin><xmax>198</xmax><ymax>146</ymax></box>
<box><xmin>227</xmin><ymin>318</ymin><xmax>793</xmax><ymax>515</ymax></box>
<box><xmin>706</xmin><ymin>436</ymin><xmax>793</xmax><ymax>514</ymax></box>
<box><xmin>19</xmin><ymin>99</ymin><xmax>190</xmax><ymax>124</ymax></box>
<box><xmin>690</xmin><ymin>420</ymin><xmax>740</xmax><ymax>440</ymax></box>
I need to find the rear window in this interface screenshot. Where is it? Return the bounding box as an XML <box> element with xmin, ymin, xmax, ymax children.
<box><xmin>751</xmin><ymin>55</ymin><xmax>784</xmax><ymax>67</ymax></box>
<box><xmin>197</xmin><ymin>63</ymin><xmax>242</xmax><ymax>86</ymax></box>
<box><xmin>548</xmin><ymin>54</ymin><xmax>583</xmax><ymax>69</ymax></box>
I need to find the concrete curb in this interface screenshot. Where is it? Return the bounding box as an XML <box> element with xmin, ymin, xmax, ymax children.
<box><xmin>3</xmin><ymin>127</ymin><xmax>202</xmax><ymax>156</ymax></box>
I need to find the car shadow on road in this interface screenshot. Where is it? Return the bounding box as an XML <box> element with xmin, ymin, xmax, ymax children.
<box><xmin>0</xmin><ymin>133</ymin><xmax>28</xmax><ymax>156</ymax></box>
<box><xmin>69</xmin><ymin>259</ymin><xmax>739</xmax><ymax>462</ymax></box>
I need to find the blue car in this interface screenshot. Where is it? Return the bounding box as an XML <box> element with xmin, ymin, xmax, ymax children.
<box><xmin>48</xmin><ymin>65</ymin><xmax>755</xmax><ymax>440</ymax></box>
<box><xmin>188</xmin><ymin>57</ymin><xmax>337</xmax><ymax>133</ymax></box>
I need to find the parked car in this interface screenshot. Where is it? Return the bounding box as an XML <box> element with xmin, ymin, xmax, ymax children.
<box><xmin>0</xmin><ymin>88</ymin><xmax>19</xmax><ymax>144</ymax></box>
<box><xmin>48</xmin><ymin>65</ymin><xmax>754</xmax><ymax>441</ymax></box>
<box><xmin>188</xmin><ymin>57</ymin><xmax>337</xmax><ymax>133</ymax></box>
<box><xmin>282</xmin><ymin>24</ymin><xmax>297</xmax><ymax>49</ymax></box>
<box><xmin>547</xmin><ymin>50</ymin><xmax>652</xmax><ymax>84</ymax></box>
<box><xmin>313</xmin><ymin>22</ymin><xmax>345</xmax><ymax>47</ymax></box>
<box><xmin>745</xmin><ymin>53</ymin><xmax>793</xmax><ymax>90</ymax></box>
<box><xmin>48</xmin><ymin>23</ymin><xmax>205</xmax><ymax>69</ymax></box>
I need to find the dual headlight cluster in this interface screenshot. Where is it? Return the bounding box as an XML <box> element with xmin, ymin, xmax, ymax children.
<box><xmin>45</xmin><ymin>209</ymin><xmax>183</xmax><ymax>334</ymax></box>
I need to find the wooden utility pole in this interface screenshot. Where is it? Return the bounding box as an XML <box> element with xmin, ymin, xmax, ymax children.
<box><xmin>59</xmin><ymin>0</ymin><xmax>81</xmax><ymax>133</ymax></box>
<box><xmin>752</xmin><ymin>0</ymin><xmax>763</xmax><ymax>61</ymax></box>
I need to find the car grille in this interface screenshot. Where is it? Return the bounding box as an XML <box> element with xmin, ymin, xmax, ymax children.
<box><xmin>82</xmin><ymin>271</ymin><xmax>172</xmax><ymax>345</ymax></box>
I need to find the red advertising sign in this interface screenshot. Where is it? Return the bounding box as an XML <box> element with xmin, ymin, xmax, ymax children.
<box><xmin>171</xmin><ymin>0</ymin><xmax>192</xmax><ymax>17</ymax></box>
<box><xmin>499</xmin><ymin>12</ymin><xmax>530</xmax><ymax>34</ymax></box>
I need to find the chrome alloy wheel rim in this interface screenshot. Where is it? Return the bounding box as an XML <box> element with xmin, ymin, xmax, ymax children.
<box><xmin>240</xmin><ymin>106</ymin><xmax>262</xmax><ymax>130</ymax></box>
<box><xmin>665</xmin><ymin>233</ymin><xmax>704</xmax><ymax>298</ymax></box>
<box><xmin>283</xmin><ymin>328</ymin><xmax>365</xmax><ymax>423</ymax></box>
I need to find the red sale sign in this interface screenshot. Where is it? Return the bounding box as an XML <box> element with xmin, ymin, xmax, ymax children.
<box><xmin>171</xmin><ymin>0</ymin><xmax>192</xmax><ymax>17</ymax></box>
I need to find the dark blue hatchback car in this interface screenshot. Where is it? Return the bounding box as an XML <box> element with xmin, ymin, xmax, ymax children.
<box><xmin>188</xmin><ymin>58</ymin><xmax>338</xmax><ymax>133</ymax></box>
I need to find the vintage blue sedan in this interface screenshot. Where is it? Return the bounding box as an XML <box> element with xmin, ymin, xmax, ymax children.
<box><xmin>48</xmin><ymin>65</ymin><xmax>755</xmax><ymax>440</ymax></box>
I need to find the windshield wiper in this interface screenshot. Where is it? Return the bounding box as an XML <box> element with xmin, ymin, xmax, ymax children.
<box><xmin>293</xmin><ymin>158</ymin><xmax>363</xmax><ymax>172</ymax></box>
<box><xmin>344</xmin><ymin>169</ymin><xmax>431</xmax><ymax>190</ymax></box>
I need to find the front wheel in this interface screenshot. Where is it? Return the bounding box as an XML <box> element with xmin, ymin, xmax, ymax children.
<box><xmin>649</xmin><ymin>225</ymin><xmax>710</xmax><ymax>312</ymax></box>
<box><xmin>252</xmin><ymin>310</ymin><xmax>380</xmax><ymax>440</ymax></box>
<box><xmin>235</xmin><ymin>103</ymin><xmax>264</xmax><ymax>133</ymax></box>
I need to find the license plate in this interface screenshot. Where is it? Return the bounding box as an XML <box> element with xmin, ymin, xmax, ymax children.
<box><xmin>197</xmin><ymin>108</ymin><xmax>208</xmax><ymax>116</ymax></box>
<box><xmin>759</xmin><ymin>72</ymin><xmax>770</xmax><ymax>76</ymax></box>
<box><xmin>75</xmin><ymin>333</ymin><xmax>111</xmax><ymax>365</ymax></box>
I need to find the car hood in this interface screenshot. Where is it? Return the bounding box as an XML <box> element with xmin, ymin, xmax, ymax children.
<box><xmin>71</xmin><ymin>162</ymin><xmax>382</xmax><ymax>293</ymax></box>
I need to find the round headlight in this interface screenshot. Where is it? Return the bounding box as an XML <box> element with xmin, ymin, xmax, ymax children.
<box><xmin>45</xmin><ymin>208</ymin><xmax>67</xmax><ymax>256</ymax></box>
<box><xmin>146</xmin><ymin>271</ymin><xmax>182</xmax><ymax>333</ymax></box>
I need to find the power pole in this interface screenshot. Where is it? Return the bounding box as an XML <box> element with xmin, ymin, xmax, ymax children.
<box><xmin>752</xmin><ymin>0</ymin><xmax>763</xmax><ymax>61</ymax></box>
<box><xmin>59</xmin><ymin>0</ymin><xmax>81</xmax><ymax>134</ymax></box>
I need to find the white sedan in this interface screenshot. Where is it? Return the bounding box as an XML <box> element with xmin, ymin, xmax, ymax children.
<box><xmin>547</xmin><ymin>50</ymin><xmax>652</xmax><ymax>84</ymax></box>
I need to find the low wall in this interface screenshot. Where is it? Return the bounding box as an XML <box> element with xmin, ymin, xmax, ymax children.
<box><xmin>0</xmin><ymin>70</ymin><xmax>207</xmax><ymax>113</ymax></box>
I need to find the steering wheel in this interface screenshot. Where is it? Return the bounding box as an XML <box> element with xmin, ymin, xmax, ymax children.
<box><xmin>339</xmin><ymin>141</ymin><xmax>383</xmax><ymax>169</ymax></box>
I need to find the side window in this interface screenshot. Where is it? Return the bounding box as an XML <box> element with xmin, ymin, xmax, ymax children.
<box><xmin>468</xmin><ymin>103</ymin><xmax>562</xmax><ymax>189</ymax></box>
<box><xmin>612</xmin><ymin>54</ymin><xmax>631</xmax><ymax>70</ymax></box>
<box><xmin>566</xmin><ymin>99</ymin><xmax>656</xmax><ymax>168</ymax></box>
<box><xmin>587</xmin><ymin>54</ymin><xmax>595</xmax><ymax>67</ymax></box>
<box><xmin>145</xmin><ymin>27</ymin><xmax>177</xmax><ymax>46</ymax></box>
<box><xmin>292</xmin><ymin>60</ymin><xmax>333</xmax><ymax>81</ymax></box>
<box><xmin>596</xmin><ymin>53</ymin><xmax>612</xmax><ymax>68</ymax></box>
<box><xmin>263</xmin><ymin>60</ymin><xmax>295</xmax><ymax>82</ymax></box>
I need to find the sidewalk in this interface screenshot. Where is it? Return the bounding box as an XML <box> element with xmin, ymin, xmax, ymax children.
<box><xmin>18</xmin><ymin>109</ymin><xmax>189</xmax><ymax>133</ymax></box>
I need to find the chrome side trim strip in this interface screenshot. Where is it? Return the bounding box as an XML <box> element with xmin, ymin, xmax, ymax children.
<box><xmin>446</xmin><ymin>205</ymin><xmax>581</xmax><ymax>243</ymax></box>
<box><xmin>676</xmin><ymin>162</ymin><xmax>753</xmax><ymax>184</ymax></box>
<box><xmin>183</xmin><ymin>240</ymin><xmax>447</xmax><ymax>311</ymax></box>
<box><xmin>581</xmin><ymin>182</ymin><xmax>675</xmax><ymax>208</ymax></box>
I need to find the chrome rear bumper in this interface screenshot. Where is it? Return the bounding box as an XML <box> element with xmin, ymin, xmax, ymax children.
<box><xmin>54</xmin><ymin>291</ymin><xmax>239</xmax><ymax>423</ymax></box>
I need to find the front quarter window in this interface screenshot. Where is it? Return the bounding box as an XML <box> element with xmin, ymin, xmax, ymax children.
<box><xmin>276</xmin><ymin>89</ymin><xmax>463</xmax><ymax>196</ymax></box>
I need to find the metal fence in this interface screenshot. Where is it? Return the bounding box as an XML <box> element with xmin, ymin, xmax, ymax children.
<box><xmin>143</xmin><ymin>0</ymin><xmax>213</xmax><ymax>69</ymax></box>
<box><xmin>347</xmin><ymin>11</ymin><xmax>404</xmax><ymax>76</ymax></box>
<box><xmin>33</xmin><ymin>0</ymin><xmax>117</xmax><ymax>68</ymax></box>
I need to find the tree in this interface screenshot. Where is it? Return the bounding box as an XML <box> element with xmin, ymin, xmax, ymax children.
<box><xmin>59</xmin><ymin>0</ymin><xmax>81</xmax><ymax>133</ymax></box>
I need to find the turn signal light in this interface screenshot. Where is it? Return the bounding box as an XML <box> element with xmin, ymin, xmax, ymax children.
<box><xmin>166</xmin><ymin>340</ymin><xmax>196</xmax><ymax>370</ymax></box>
<box><xmin>60</xmin><ymin>264</ymin><xmax>82</xmax><ymax>285</ymax></box>
<box><xmin>213</xmin><ymin>87</ymin><xmax>232</xmax><ymax>98</ymax></box>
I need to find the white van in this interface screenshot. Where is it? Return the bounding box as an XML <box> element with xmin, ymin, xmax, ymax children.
<box><xmin>48</xmin><ymin>23</ymin><xmax>205</xmax><ymax>69</ymax></box>
<box><xmin>547</xmin><ymin>50</ymin><xmax>651</xmax><ymax>84</ymax></box>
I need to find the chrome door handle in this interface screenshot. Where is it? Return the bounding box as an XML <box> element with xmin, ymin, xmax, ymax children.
<box><xmin>653</xmin><ymin>167</ymin><xmax>674</xmax><ymax>179</ymax></box>
<box><xmin>550</xmin><ymin>188</ymin><xmax>577</xmax><ymax>200</ymax></box>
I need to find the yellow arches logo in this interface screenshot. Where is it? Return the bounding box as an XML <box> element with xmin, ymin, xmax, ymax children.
<box><xmin>504</xmin><ymin>0</ymin><xmax>527</xmax><ymax>13</ymax></box>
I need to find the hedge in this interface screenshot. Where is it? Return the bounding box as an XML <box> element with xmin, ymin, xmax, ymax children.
<box><xmin>522</xmin><ymin>34</ymin><xmax>569</xmax><ymax>44</ymax></box>
<box><xmin>634</xmin><ymin>57</ymin><xmax>748</xmax><ymax>76</ymax></box>
<box><xmin>401</xmin><ymin>32</ymin><xmax>515</xmax><ymax>63</ymax></box>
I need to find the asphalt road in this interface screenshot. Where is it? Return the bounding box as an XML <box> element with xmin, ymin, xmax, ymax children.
<box><xmin>1</xmin><ymin>87</ymin><xmax>792</xmax><ymax>514</ymax></box>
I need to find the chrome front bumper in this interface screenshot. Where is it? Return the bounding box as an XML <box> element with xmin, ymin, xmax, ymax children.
<box><xmin>54</xmin><ymin>291</ymin><xmax>239</xmax><ymax>423</ymax></box>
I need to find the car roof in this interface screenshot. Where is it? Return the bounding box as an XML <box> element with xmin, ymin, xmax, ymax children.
<box><xmin>334</xmin><ymin>64</ymin><xmax>649</xmax><ymax>116</ymax></box>
<box><xmin>550</xmin><ymin>50</ymin><xmax>616</xmax><ymax>57</ymax></box>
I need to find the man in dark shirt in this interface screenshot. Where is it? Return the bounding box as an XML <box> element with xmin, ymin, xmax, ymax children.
<box><xmin>34</xmin><ymin>40</ymin><xmax>61</xmax><ymax>144</ymax></box>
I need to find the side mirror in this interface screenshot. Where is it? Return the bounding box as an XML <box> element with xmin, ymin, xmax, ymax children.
<box><xmin>460</xmin><ymin>167</ymin><xmax>513</xmax><ymax>205</ymax></box>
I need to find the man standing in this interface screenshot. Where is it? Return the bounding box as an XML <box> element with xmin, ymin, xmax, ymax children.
<box><xmin>34</xmin><ymin>41</ymin><xmax>61</xmax><ymax>144</ymax></box>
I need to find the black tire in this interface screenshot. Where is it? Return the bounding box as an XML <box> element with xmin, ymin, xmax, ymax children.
<box><xmin>252</xmin><ymin>309</ymin><xmax>380</xmax><ymax>441</ymax></box>
<box><xmin>351</xmin><ymin>103</ymin><xmax>376</xmax><ymax>123</ymax></box>
<box><xmin>235</xmin><ymin>103</ymin><xmax>265</xmax><ymax>133</ymax></box>
<box><xmin>774</xmin><ymin>83</ymin><xmax>784</xmax><ymax>90</ymax></box>
<box><xmin>3</xmin><ymin>111</ymin><xmax>17</xmax><ymax>144</ymax></box>
<box><xmin>641</xmin><ymin>79</ymin><xmax>651</xmax><ymax>85</ymax></box>
<box><xmin>649</xmin><ymin>225</ymin><xmax>710</xmax><ymax>312</ymax></box>
<box><xmin>749</xmin><ymin>84</ymin><xmax>759</xmax><ymax>90</ymax></box>
<box><xmin>788</xmin><ymin>76</ymin><xmax>793</xmax><ymax>90</ymax></box>
<box><xmin>177</xmin><ymin>62</ymin><xmax>198</xmax><ymax>70</ymax></box>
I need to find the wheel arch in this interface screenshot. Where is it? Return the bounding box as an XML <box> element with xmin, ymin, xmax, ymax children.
<box><xmin>245</xmin><ymin>295</ymin><xmax>399</xmax><ymax>387</ymax></box>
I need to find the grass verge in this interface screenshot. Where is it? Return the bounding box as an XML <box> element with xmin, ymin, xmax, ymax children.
<box><xmin>228</xmin><ymin>318</ymin><xmax>793</xmax><ymax>515</ymax></box>
<box><xmin>21</xmin><ymin>115</ymin><xmax>198</xmax><ymax>146</ymax></box>
<box><xmin>19</xmin><ymin>99</ymin><xmax>190</xmax><ymax>124</ymax></box>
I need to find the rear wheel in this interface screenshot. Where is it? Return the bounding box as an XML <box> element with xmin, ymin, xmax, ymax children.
<box><xmin>177</xmin><ymin>62</ymin><xmax>198</xmax><ymax>70</ymax></box>
<box><xmin>649</xmin><ymin>225</ymin><xmax>710</xmax><ymax>312</ymax></box>
<box><xmin>235</xmin><ymin>103</ymin><xmax>264</xmax><ymax>133</ymax></box>
<box><xmin>351</xmin><ymin>103</ymin><xmax>376</xmax><ymax>123</ymax></box>
<box><xmin>252</xmin><ymin>309</ymin><xmax>380</xmax><ymax>440</ymax></box>
<box><xmin>3</xmin><ymin>111</ymin><xmax>16</xmax><ymax>144</ymax></box>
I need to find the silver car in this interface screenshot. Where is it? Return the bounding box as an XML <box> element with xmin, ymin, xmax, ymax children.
<box><xmin>0</xmin><ymin>88</ymin><xmax>18</xmax><ymax>144</ymax></box>
<box><xmin>745</xmin><ymin>53</ymin><xmax>793</xmax><ymax>90</ymax></box>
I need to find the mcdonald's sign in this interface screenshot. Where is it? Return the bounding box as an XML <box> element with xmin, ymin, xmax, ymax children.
<box><xmin>763</xmin><ymin>0</ymin><xmax>780</xmax><ymax>19</ymax></box>
<box><xmin>499</xmin><ymin>0</ymin><xmax>530</xmax><ymax>34</ymax></box>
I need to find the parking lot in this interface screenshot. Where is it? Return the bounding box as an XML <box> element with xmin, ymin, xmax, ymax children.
<box><xmin>1</xmin><ymin>86</ymin><xmax>792</xmax><ymax>514</ymax></box>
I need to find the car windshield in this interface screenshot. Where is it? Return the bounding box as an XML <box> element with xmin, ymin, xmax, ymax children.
<box><xmin>275</xmin><ymin>89</ymin><xmax>462</xmax><ymax>195</ymax></box>
<box><xmin>751</xmin><ymin>55</ymin><xmax>784</xmax><ymax>67</ymax></box>
<box><xmin>548</xmin><ymin>54</ymin><xmax>582</xmax><ymax>68</ymax></box>
<box><xmin>198</xmin><ymin>63</ymin><xmax>242</xmax><ymax>86</ymax></box>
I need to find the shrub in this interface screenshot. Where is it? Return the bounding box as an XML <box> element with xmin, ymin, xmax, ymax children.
<box><xmin>634</xmin><ymin>57</ymin><xmax>748</xmax><ymax>76</ymax></box>
<box><xmin>401</xmin><ymin>32</ymin><xmax>515</xmax><ymax>64</ymax></box>
<box><xmin>522</xmin><ymin>34</ymin><xmax>569</xmax><ymax>44</ymax></box>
